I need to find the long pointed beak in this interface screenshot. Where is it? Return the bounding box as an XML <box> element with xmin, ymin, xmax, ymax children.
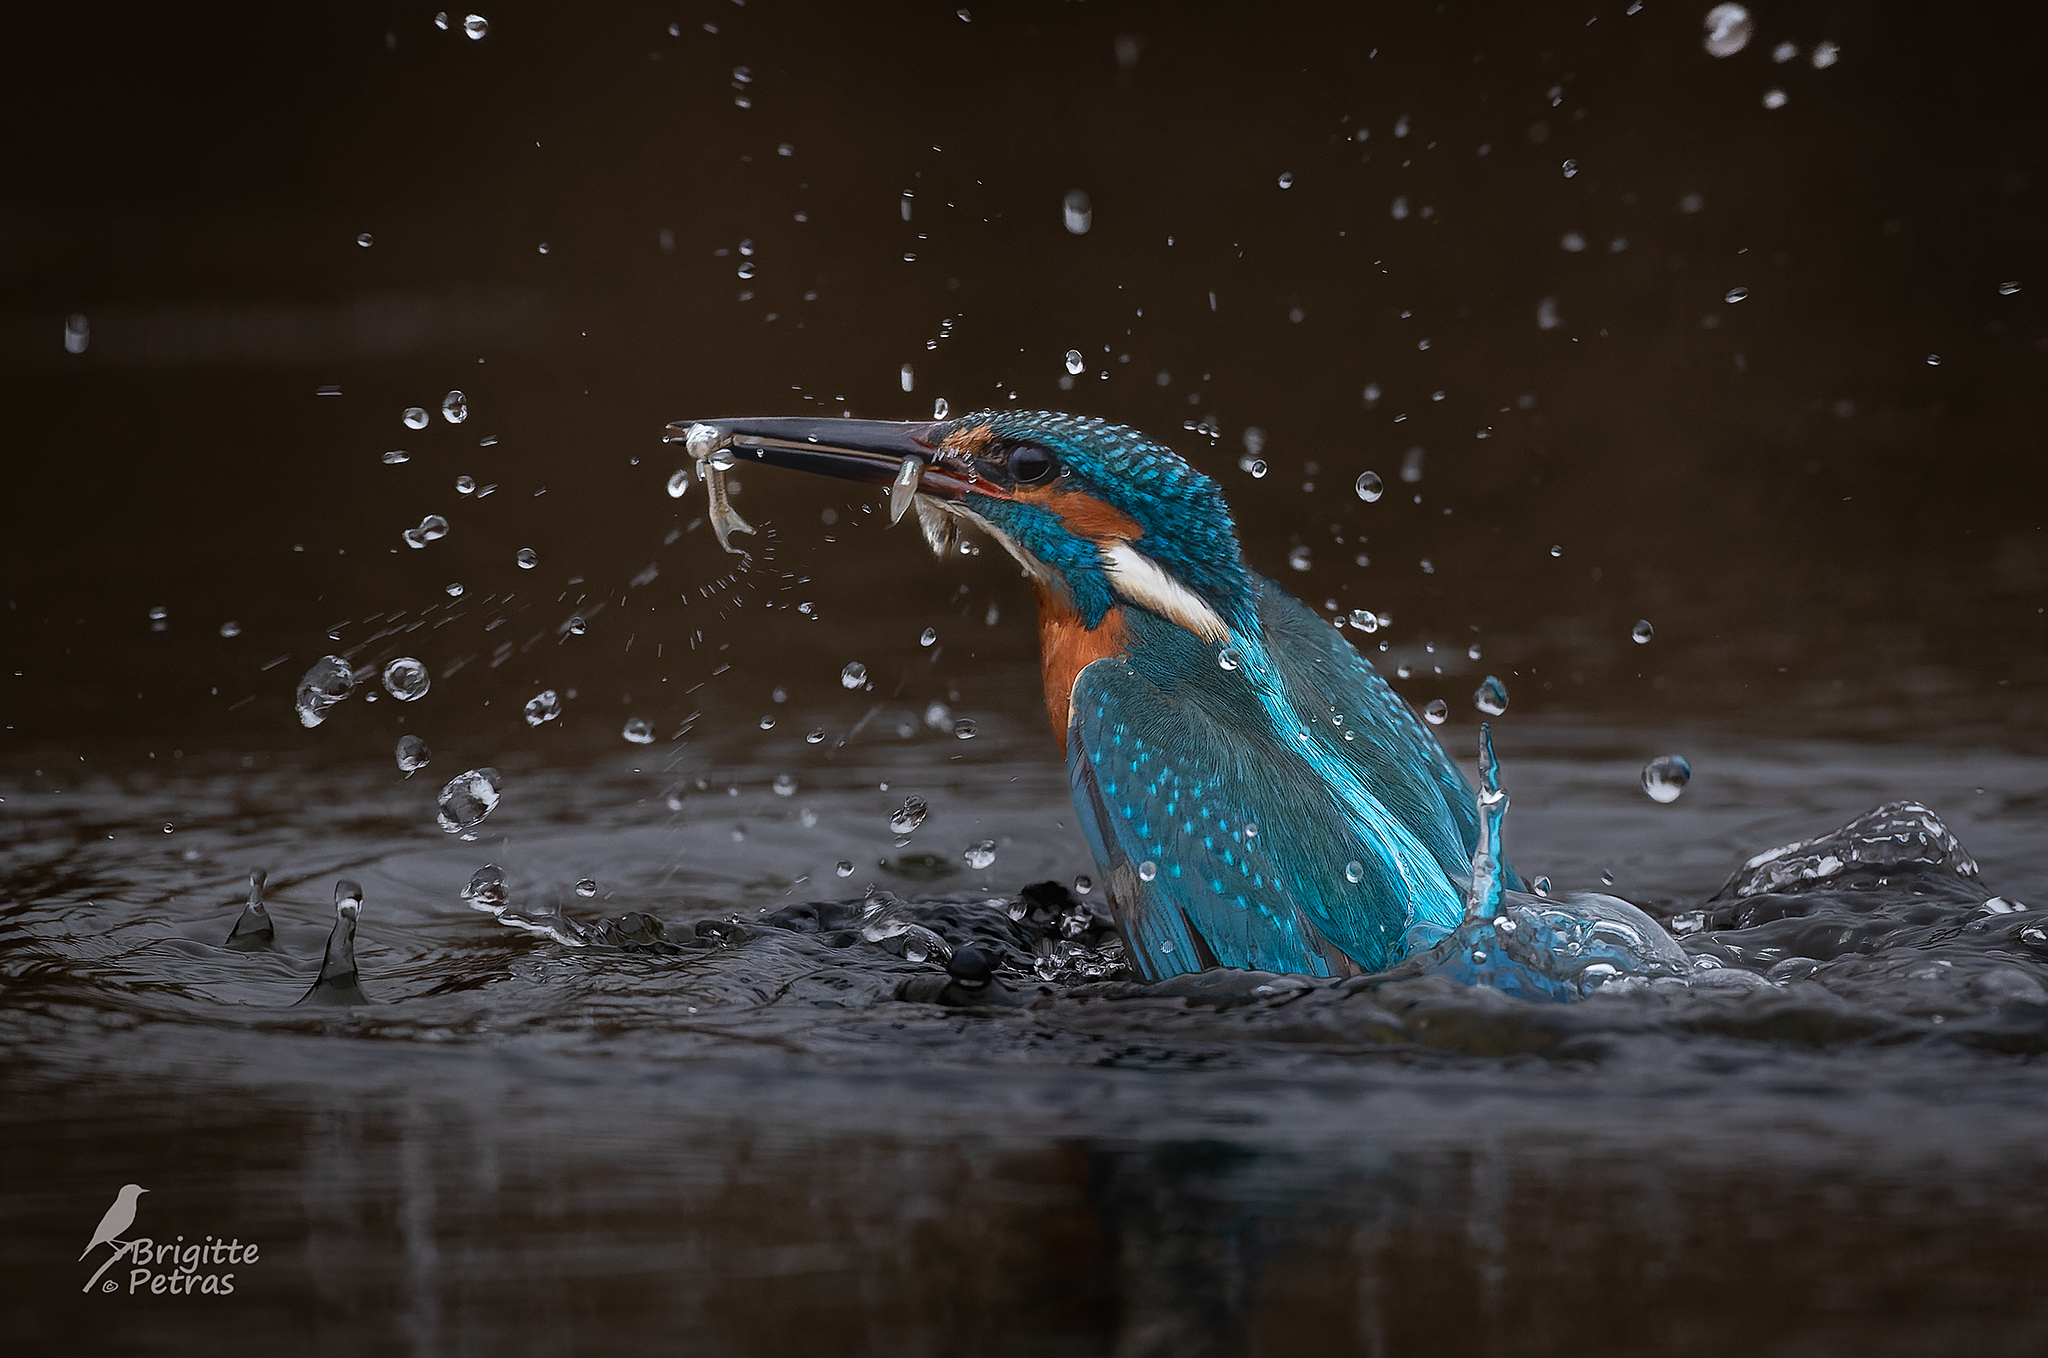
<box><xmin>661</xmin><ymin>416</ymin><xmax>980</xmax><ymax>500</ymax></box>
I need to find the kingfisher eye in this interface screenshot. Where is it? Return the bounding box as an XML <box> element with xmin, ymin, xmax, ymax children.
<box><xmin>1007</xmin><ymin>443</ymin><xmax>1056</xmax><ymax>485</ymax></box>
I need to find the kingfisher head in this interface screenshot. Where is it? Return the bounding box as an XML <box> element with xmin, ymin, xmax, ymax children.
<box><xmin>663</xmin><ymin>411</ymin><xmax>1251</xmax><ymax>639</ymax></box>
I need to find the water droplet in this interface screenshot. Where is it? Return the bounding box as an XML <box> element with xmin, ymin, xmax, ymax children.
<box><xmin>964</xmin><ymin>840</ymin><xmax>997</xmax><ymax>870</ymax></box>
<box><xmin>889</xmin><ymin>795</ymin><xmax>929</xmax><ymax>835</ymax></box>
<box><xmin>456</xmin><ymin>475</ymin><xmax>476</xmax><ymax>494</ymax></box>
<box><xmin>567</xmin><ymin>616</ymin><xmax>586</xmax><ymax>635</ymax></box>
<box><xmin>1761</xmin><ymin>89</ymin><xmax>1788</xmax><ymax>109</ymax></box>
<box><xmin>1600</xmin><ymin>869</ymin><xmax>1616</xmax><ymax>886</ymax></box>
<box><xmin>356</xmin><ymin>232</ymin><xmax>375</xmax><ymax>248</ymax></box>
<box><xmin>403</xmin><ymin>407</ymin><xmax>429</xmax><ymax>429</ymax></box>
<box><xmin>758</xmin><ymin>715</ymin><xmax>776</xmax><ymax>731</ymax></box>
<box><xmin>395</xmin><ymin>734</ymin><xmax>431</xmax><ymax>776</ymax></box>
<box><xmin>840</xmin><ymin>662</ymin><xmax>868</xmax><ymax>689</ymax></box>
<box><xmin>441</xmin><ymin>391</ymin><xmax>468</xmax><ymax>423</ymax></box>
<box><xmin>1772</xmin><ymin>39</ymin><xmax>1797</xmax><ymax>62</ymax></box>
<box><xmin>953</xmin><ymin>718</ymin><xmax>977</xmax><ymax>740</ymax></box>
<box><xmin>463</xmin><ymin>13</ymin><xmax>488</xmax><ymax>39</ymax></box>
<box><xmin>1998</xmin><ymin>280</ymin><xmax>2021</xmax><ymax>297</ymax></box>
<box><xmin>1074</xmin><ymin>875</ymin><xmax>1093</xmax><ymax>896</ymax></box>
<box><xmin>382</xmin><ymin>656</ymin><xmax>430</xmax><ymax>702</ymax></box>
<box><xmin>1561</xmin><ymin>159</ymin><xmax>1577</xmax><ymax>178</ymax></box>
<box><xmin>932</xmin><ymin>397</ymin><xmax>950</xmax><ymax>419</ymax></box>
<box><xmin>1631</xmin><ymin>619</ymin><xmax>1655</xmax><ymax>645</ymax></box>
<box><xmin>1062</xmin><ymin>188</ymin><xmax>1092</xmax><ymax>235</ymax></box>
<box><xmin>436</xmin><ymin>767</ymin><xmax>503</xmax><ymax>833</ymax></box>
<box><xmin>1811</xmin><ymin>39</ymin><xmax>1840</xmax><ymax>68</ymax></box>
<box><xmin>1138</xmin><ymin>861</ymin><xmax>1158</xmax><ymax>882</ymax></box>
<box><xmin>1348</xmin><ymin>609</ymin><xmax>1379</xmax><ymax>633</ymax></box>
<box><xmin>1468</xmin><ymin>643</ymin><xmax>1482</xmax><ymax>661</ymax></box>
<box><xmin>1725</xmin><ymin>286</ymin><xmax>1749</xmax><ymax>303</ymax></box>
<box><xmin>446</xmin><ymin>582</ymin><xmax>465</xmax><ymax>597</ymax></box>
<box><xmin>1396</xmin><ymin>664</ymin><xmax>1412</xmax><ymax>680</ymax></box>
<box><xmin>1703</xmin><ymin>4</ymin><xmax>1752</xmax><ymax>58</ymax></box>
<box><xmin>836</xmin><ymin>860</ymin><xmax>855</xmax><ymax>877</ymax></box>
<box><xmin>919</xmin><ymin>627</ymin><xmax>938</xmax><ymax>647</ymax></box>
<box><xmin>1926</xmin><ymin>354</ymin><xmax>1941</xmax><ymax>366</ymax></box>
<box><xmin>804</xmin><ymin>727</ymin><xmax>826</xmax><ymax>745</ymax></box>
<box><xmin>219</xmin><ymin>621</ymin><xmax>241</xmax><ymax>638</ymax></box>
<box><xmin>294</xmin><ymin>655</ymin><xmax>355</xmax><ymax>727</ymax></box>
<box><xmin>1217</xmin><ymin>646</ymin><xmax>1242</xmax><ymax>672</ymax></box>
<box><xmin>1065</xmin><ymin>349</ymin><xmax>1085</xmax><ymax>375</ymax></box>
<box><xmin>63</xmin><ymin>313</ymin><xmax>89</xmax><ymax>353</ymax></box>
<box><xmin>516</xmin><ymin>547</ymin><xmax>538</xmax><ymax>569</ymax></box>
<box><xmin>462</xmin><ymin>863</ymin><xmax>506</xmax><ymax>912</ymax></box>
<box><xmin>1277</xmin><ymin>170</ymin><xmax>1295</xmax><ymax>188</ymax></box>
<box><xmin>622</xmin><ymin>716</ymin><xmax>654</xmax><ymax>745</ymax></box>
<box><xmin>1532</xmin><ymin>875</ymin><xmax>1551</xmax><ymax>896</ymax></box>
<box><xmin>666</xmin><ymin>469</ymin><xmax>692</xmax><ymax>498</ymax></box>
<box><xmin>1473</xmin><ymin>675</ymin><xmax>1508</xmax><ymax>716</ymax></box>
<box><xmin>1423</xmin><ymin>698</ymin><xmax>1449</xmax><ymax>725</ymax></box>
<box><xmin>1642</xmin><ymin>754</ymin><xmax>1692</xmax><ymax>803</ymax></box>
<box><xmin>1549</xmin><ymin>544</ymin><xmax>1562</xmax><ymax>558</ymax></box>
<box><xmin>382</xmin><ymin>450</ymin><xmax>410</xmax><ymax>465</ymax></box>
<box><xmin>1355</xmin><ymin>471</ymin><xmax>1384</xmax><ymax>502</ymax></box>
<box><xmin>523</xmin><ymin>689</ymin><xmax>561</xmax><ymax>726</ymax></box>
<box><xmin>1248</xmin><ymin>459</ymin><xmax>1268</xmax><ymax>478</ymax></box>
<box><xmin>773</xmin><ymin>773</ymin><xmax>798</xmax><ymax>797</ymax></box>
<box><xmin>1158</xmin><ymin>939</ymin><xmax>1173</xmax><ymax>953</ymax></box>
<box><xmin>574</xmin><ymin>877</ymin><xmax>597</xmax><ymax>897</ymax></box>
<box><xmin>1243</xmin><ymin>821</ymin><xmax>1258</xmax><ymax>840</ymax></box>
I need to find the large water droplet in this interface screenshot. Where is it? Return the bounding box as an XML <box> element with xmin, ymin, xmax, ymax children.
<box><xmin>889</xmin><ymin>795</ymin><xmax>929</xmax><ymax>835</ymax></box>
<box><xmin>437</xmin><ymin>767</ymin><xmax>503</xmax><ymax>833</ymax></box>
<box><xmin>1065</xmin><ymin>349</ymin><xmax>1085</xmax><ymax>375</ymax></box>
<box><xmin>805</xmin><ymin>727</ymin><xmax>826</xmax><ymax>744</ymax></box>
<box><xmin>964</xmin><ymin>840</ymin><xmax>997</xmax><ymax>870</ymax></box>
<box><xmin>1248</xmin><ymin>459</ymin><xmax>1268</xmax><ymax>479</ymax></box>
<box><xmin>575</xmin><ymin>877</ymin><xmax>597</xmax><ymax>898</ymax></box>
<box><xmin>1138</xmin><ymin>861</ymin><xmax>1158</xmax><ymax>882</ymax></box>
<box><xmin>404</xmin><ymin>407</ymin><xmax>429</xmax><ymax>429</ymax></box>
<box><xmin>463</xmin><ymin>863</ymin><xmax>506</xmax><ymax>912</ymax></box>
<box><xmin>1218</xmin><ymin>646</ymin><xmax>1241</xmax><ymax>671</ymax></box>
<box><xmin>932</xmin><ymin>397</ymin><xmax>950</xmax><ymax>419</ymax></box>
<box><xmin>619</xmin><ymin>717</ymin><xmax>654</xmax><ymax>746</ymax></box>
<box><xmin>516</xmin><ymin>547</ymin><xmax>538</xmax><ymax>569</ymax></box>
<box><xmin>1632</xmin><ymin>619</ymin><xmax>1655</xmax><ymax>644</ymax></box>
<box><xmin>456</xmin><ymin>475</ymin><xmax>476</xmax><ymax>494</ymax></box>
<box><xmin>920</xmin><ymin>627</ymin><xmax>938</xmax><ymax>647</ymax></box>
<box><xmin>463</xmin><ymin>13</ymin><xmax>488</xmax><ymax>39</ymax></box>
<box><xmin>953</xmin><ymin>718</ymin><xmax>977</xmax><ymax>740</ymax></box>
<box><xmin>1349</xmin><ymin>609</ymin><xmax>1378</xmax><ymax>633</ymax></box>
<box><xmin>395</xmin><ymin>734</ymin><xmax>431</xmax><ymax>776</ymax></box>
<box><xmin>1277</xmin><ymin>170</ymin><xmax>1295</xmax><ymax>188</ymax></box>
<box><xmin>1355</xmin><ymin>471</ymin><xmax>1384</xmax><ymax>502</ymax></box>
<box><xmin>1345</xmin><ymin>861</ymin><xmax>1364</xmax><ymax>884</ymax></box>
<box><xmin>1074</xmin><ymin>875</ymin><xmax>1093</xmax><ymax>896</ymax></box>
<box><xmin>567</xmin><ymin>616</ymin><xmax>586</xmax><ymax>635</ymax></box>
<box><xmin>840</xmin><ymin>662</ymin><xmax>868</xmax><ymax>689</ymax></box>
<box><xmin>441</xmin><ymin>390</ymin><xmax>468</xmax><ymax>423</ymax></box>
<box><xmin>1642</xmin><ymin>754</ymin><xmax>1692</xmax><ymax>803</ymax></box>
<box><xmin>836</xmin><ymin>860</ymin><xmax>855</xmax><ymax>877</ymax></box>
<box><xmin>666</xmin><ymin>469</ymin><xmax>691</xmax><ymax>498</ymax></box>
<box><xmin>1473</xmin><ymin>675</ymin><xmax>1508</xmax><ymax>716</ymax></box>
<box><xmin>294</xmin><ymin>655</ymin><xmax>356</xmax><ymax>728</ymax></box>
<box><xmin>1423</xmin><ymin>698</ymin><xmax>1449</xmax><ymax>725</ymax></box>
<box><xmin>1703</xmin><ymin>3</ymin><xmax>1752</xmax><ymax>57</ymax></box>
<box><xmin>523</xmin><ymin>689</ymin><xmax>561</xmax><ymax>726</ymax></box>
<box><xmin>382</xmin><ymin>656</ymin><xmax>430</xmax><ymax>702</ymax></box>
<box><xmin>1062</xmin><ymin>189</ymin><xmax>1092</xmax><ymax>234</ymax></box>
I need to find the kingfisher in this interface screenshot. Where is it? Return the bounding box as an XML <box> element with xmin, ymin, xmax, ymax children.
<box><xmin>664</xmin><ymin>410</ymin><xmax>1519</xmax><ymax>982</ymax></box>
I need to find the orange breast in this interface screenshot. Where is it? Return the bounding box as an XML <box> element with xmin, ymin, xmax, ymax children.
<box><xmin>1037</xmin><ymin>585</ymin><xmax>1126</xmax><ymax>750</ymax></box>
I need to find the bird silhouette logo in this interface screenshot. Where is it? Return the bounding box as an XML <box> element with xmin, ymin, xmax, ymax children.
<box><xmin>80</xmin><ymin>1184</ymin><xmax>148</xmax><ymax>1261</ymax></box>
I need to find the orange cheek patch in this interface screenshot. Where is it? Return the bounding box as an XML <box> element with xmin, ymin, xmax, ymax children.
<box><xmin>1015</xmin><ymin>483</ymin><xmax>1143</xmax><ymax>542</ymax></box>
<box><xmin>940</xmin><ymin>424</ymin><xmax>996</xmax><ymax>458</ymax></box>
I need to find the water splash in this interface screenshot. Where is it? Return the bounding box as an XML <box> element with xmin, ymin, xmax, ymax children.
<box><xmin>297</xmin><ymin>879</ymin><xmax>369</xmax><ymax>1006</ymax></box>
<box><xmin>1466</xmin><ymin>723</ymin><xmax>1508</xmax><ymax>921</ymax></box>
<box><xmin>224</xmin><ymin>867</ymin><xmax>274</xmax><ymax>950</ymax></box>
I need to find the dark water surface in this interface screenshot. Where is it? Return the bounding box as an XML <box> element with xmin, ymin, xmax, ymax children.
<box><xmin>6</xmin><ymin>3</ymin><xmax>2048</xmax><ymax>1353</ymax></box>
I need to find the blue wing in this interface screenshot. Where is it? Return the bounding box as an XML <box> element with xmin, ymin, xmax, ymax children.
<box><xmin>1249</xmin><ymin>574</ymin><xmax>1518</xmax><ymax>897</ymax></box>
<box><xmin>1064</xmin><ymin>576</ymin><xmax>1511</xmax><ymax>982</ymax></box>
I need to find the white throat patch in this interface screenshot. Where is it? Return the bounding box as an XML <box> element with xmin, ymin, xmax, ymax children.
<box><xmin>1100</xmin><ymin>541</ymin><xmax>1229</xmax><ymax>641</ymax></box>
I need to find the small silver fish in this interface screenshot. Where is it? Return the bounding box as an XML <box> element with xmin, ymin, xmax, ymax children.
<box><xmin>682</xmin><ymin>423</ymin><xmax>755</xmax><ymax>555</ymax></box>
